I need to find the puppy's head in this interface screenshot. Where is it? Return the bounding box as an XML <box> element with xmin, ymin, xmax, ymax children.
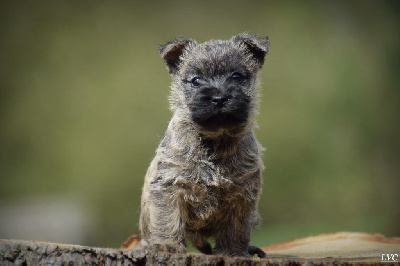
<box><xmin>159</xmin><ymin>33</ymin><xmax>269</xmax><ymax>134</ymax></box>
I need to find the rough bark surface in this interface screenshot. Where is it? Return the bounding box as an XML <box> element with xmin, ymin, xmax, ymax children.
<box><xmin>1</xmin><ymin>232</ymin><xmax>399</xmax><ymax>265</ymax></box>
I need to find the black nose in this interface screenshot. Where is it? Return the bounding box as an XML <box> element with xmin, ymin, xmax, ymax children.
<box><xmin>211</xmin><ymin>94</ymin><xmax>229</xmax><ymax>107</ymax></box>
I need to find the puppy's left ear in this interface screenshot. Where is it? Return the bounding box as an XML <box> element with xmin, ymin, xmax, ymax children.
<box><xmin>232</xmin><ymin>33</ymin><xmax>269</xmax><ymax>69</ymax></box>
<box><xmin>159</xmin><ymin>37</ymin><xmax>196</xmax><ymax>74</ymax></box>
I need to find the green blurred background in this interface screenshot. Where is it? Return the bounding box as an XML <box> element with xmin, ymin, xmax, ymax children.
<box><xmin>0</xmin><ymin>1</ymin><xmax>399</xmax><ymax>249</ymax></box>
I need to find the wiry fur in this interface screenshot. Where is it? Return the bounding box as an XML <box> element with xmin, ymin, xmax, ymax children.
<box><xmin>138</xmin><ymin>33</ymin><xmax>269</xmax><ymax>257</ymax></box>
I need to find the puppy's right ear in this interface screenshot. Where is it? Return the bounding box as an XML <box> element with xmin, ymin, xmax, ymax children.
<box><xmin>159</xmin><ymin>38</ymin><xmax>196</xmax><ymax>74</ymax></box>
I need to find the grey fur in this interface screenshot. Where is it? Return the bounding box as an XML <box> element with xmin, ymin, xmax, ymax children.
<box><xmin>138</xmin><ymin>33</ymin><xmax>269</xmax><ymax>257</ymax></box>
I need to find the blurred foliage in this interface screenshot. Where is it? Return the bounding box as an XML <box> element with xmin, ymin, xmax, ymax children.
<box><xmin>0</xmin><ymin>1</ymin><xmax>399</xmax><ymax>248</ymax></box>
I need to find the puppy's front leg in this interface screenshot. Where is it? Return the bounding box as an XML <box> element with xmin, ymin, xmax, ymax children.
<box><xmin>144</xmin><ymin>189</ymin><xmax>187</xmax><ymax>253</ymax></box>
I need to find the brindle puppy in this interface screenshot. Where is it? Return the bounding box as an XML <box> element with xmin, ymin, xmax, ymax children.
<box><xmin>138</xmin><ymin>33</ymin><xmax>269</xmax><ymax>257</ymax></box>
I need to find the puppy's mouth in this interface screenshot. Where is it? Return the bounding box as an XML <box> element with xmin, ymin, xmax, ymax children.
<box><xmin>200</xmin><ymin>112</ymin><xmax>246</xmax><ymax>131</ymax></box>
<box><xmin>190</xmin><ymin>98</ymin><xmax>250</xmax><ymax>132</ymax></box>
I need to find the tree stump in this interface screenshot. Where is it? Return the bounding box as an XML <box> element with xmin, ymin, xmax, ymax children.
<box><xmin>1</xmin><ymin>232</ymin><xmax>399</xmax><ymax>265</ymax></box>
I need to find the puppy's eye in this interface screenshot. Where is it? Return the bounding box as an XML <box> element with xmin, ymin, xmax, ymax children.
<box><xmin>231</xmin><ymin>72</ymin><xmax>245</xmax><ymax>81</ymax></box>
<box><xmin>190</xmin><ymin>77</ymin><xmax>201</xmax><ymax>87</ymax></box>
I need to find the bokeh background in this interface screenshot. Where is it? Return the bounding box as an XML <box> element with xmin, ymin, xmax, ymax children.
<box><xmin>0</xmin><ymin>1</ymin><xmax>399</xmax><ymax>249</ymax></box>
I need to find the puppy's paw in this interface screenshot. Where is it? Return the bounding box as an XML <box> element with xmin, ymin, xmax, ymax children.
<box><xmin>197</xmin><ymin>242</ymin><xmax>212</xmax><ymax>255</ymax></box>
<box><xmin>248</xmin><ymin>245</ymin><xmax>266</xmax><ymax>258</ymax></box>
<box><xmin>148</xmin><ymin>243</ymin><xmax>186</xmax><ymax>253</ymax></box>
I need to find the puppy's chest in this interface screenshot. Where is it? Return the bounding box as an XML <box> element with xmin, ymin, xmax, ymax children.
<box><xmin>178</xmin><ymin>179</ymin><xmax>246</xmax><ymax>227</ymax></box>
<box><xmin>156</xmin><ymin>152</ymin><xmax>257</xmax><ymax>219</ymax></box>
